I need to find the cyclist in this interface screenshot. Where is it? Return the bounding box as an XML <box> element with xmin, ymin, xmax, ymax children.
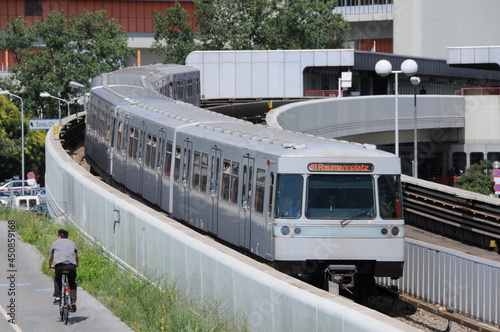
<box><xmin>47</xmin><ymin>229</ymin><xmax>79</xmax><ymax>312</ymax></box>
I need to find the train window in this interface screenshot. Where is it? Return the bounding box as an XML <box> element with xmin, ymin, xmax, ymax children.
<box><xmin>255</xmin><ymin>169</ymin><xmax>266</xmax><ymax>214</ymax></box>
<box><xmin>116</xmin><ymin>121</ymin><xmax>123</xmax><ymax>150</ymax></box>
<box><xmin>192</xmin><ymin>152</ymin><xmax>201</xmax><ymax>189</ymax></box>
<box><xmin>200</xmin><ymin>153</ymin><xmax>208</xmax><ymax>192</ymax></box>
<box><xmin>306</xmin><ymin>175</ymin><xmax>374</xmax><ymax>219</ymax></box>
<box><xmin>128</xmin><ymin>127</ymin><xmax>139</xmax><ymax>159</ymax></box>
<box><xmin>221</xmin><ymin>160</ymin><xmax>231</xmax><ymax>201</ymax></box>
<box><xmin>145</xmin><ymin>134</ymin><xmax>157</xmax><ymax>169</ymax></box>
<box><xmin>275</xmin><ymin>175</ymin><xmax>303</xmax><ymax>218</ymax></box>
<box><xmin>106</xmin><ymin>114</ymin><xmax>112</xmax><ymax>144</ymax></box>
<box><xmin>187</xmin><ymin>79</ymin><xmax>193</xmax><ymax>97</ymax></box>
<box><xmin>378</xmin><ymin>175</ymin><xmax>403</xmax><ymax>219</ymax></box>
<box><xmin>168</xmin><ymin>82</ymin><xmax>173</xmax><ymax>98</ymax></box>
<box><xmin>174</xmin><ymin>146</ymin><xmax>181</xmax><ymax>182</ymax></box>
<box><xmin>230</xmin><ymin>162</ymin><xmax>239</xmax><ymax>204</ymax></box>
<box><xmin>268</xmin><ymin>172</ymin><xmax>274</xmax><ymax>216</ymax></box>
<box><xmin>192</xmin><ymin>152</ymin><xmax>208</xmax><ymax>192</ymax></box>
<box><xmin>164</xmin><ymin>141</ymin><xmax>173</xmax><ymax>177</ymax></box>
<box><xmin>177</xmin><ymin>81</ymin><xmax>183</xmax><ymax>99</ymax></box>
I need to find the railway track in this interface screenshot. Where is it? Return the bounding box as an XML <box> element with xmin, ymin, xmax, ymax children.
<box><xmin>371</xmin><ymin>285</ymin><xmax>499</xmax><ymax>332</ymax></box>
<box><xmin>402</xmin><ymin>176</ymin><xmax>500</xmax><ymax>251</ymax></box>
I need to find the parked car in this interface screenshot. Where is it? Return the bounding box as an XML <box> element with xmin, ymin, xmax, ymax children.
<box><xmin>0</xmin><ymin>190</ymin><xmax>14</xmax><ymax>206</ymax></box>
<box><xmin>37</xmin><ymin>187</ymin><xmax>47</xmax><ymax>205</ymax></box>
<box><xmin>0</xmin><ymin>180</ymin><xmax>39</xmax><ymax>196</ymax></box>
<box><xmin>31</xmin><ymin>203</ymin><xmax>49</xmax><ymax>216</ymax></box>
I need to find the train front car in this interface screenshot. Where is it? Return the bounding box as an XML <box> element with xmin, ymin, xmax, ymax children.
<box><xmin>271</xmin><ymin>141</ymin><xmax>404</xmax><ymax>301</ymax></box>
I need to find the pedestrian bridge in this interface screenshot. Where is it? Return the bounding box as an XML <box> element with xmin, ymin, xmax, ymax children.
<box><xmin>266</xmin><ymin>93</ymin><xmax>500</xmax><ymax>178</ymax></box>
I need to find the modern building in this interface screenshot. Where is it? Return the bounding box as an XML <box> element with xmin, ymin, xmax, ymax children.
<box><xmin>335</xmin><ymin>0</ymin><xmax>500</xmax><ymax>59</ymax></box>
<box><xmin>0</xmin><ymin>0</ymin><xmax>198</xmax><ymax>69</ymax></box>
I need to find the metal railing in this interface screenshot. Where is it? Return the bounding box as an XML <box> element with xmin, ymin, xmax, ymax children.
<box><xmin>380</xmin><ymin>239</ymin><xmax>500</xmax><ymax>326</ymax></box>
<box><xmin>333</xmin><ymin>0</ymin><xmax>394</xmax><ymax>15</ymax></box>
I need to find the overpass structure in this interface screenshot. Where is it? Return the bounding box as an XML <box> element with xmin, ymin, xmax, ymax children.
<box><xmin>187</xmin><ymin>48</ymin><xmax>500</xmax><ymax>180</ymax></box>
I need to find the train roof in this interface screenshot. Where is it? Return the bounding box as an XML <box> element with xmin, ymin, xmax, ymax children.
<box><xmin>94</xmin><ymin>65</ymin><xmax>397</xmax><ymax>160</ymax></box>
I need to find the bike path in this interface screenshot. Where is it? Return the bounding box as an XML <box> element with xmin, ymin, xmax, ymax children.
<box><xmin>0</xmin><ymin>219</ymin><xmax>134</xmax><ymax>332</ymax></box>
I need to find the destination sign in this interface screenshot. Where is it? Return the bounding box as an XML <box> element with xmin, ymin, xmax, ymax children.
<box><xmin>29</xmin><ymin>119</ymin><xmax>58</xmax><ymax>130</ymax></box>
<box><xmin>308</xmin><ymin>163</ymin><xmax>374</xmax><ymax>172</ymax></box>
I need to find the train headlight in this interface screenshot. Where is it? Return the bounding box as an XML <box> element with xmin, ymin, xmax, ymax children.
<box><xmin>281</xmin><ymin>226</ymin><xmax>290</xmax><ymax>236</ymax></box>
<box><xmin>381</xmin><ymin>228</ymin><xmax>388</xmax><ymax>235</ymax></box>
<box><xmin>391</xmin><ymin>227</ymin><xmax>400</xmax><ymax>236</ymax></box>
<box><xmin>294</xmin><ymin>227</ymin><xmax>301</xmax><ymax>235</ymax></box>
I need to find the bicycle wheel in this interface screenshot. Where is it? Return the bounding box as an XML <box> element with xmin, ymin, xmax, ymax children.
<box><xmin>63</xmin><ymin>303</ymin><xmax>69</xmax><ymax>325</ymax></box>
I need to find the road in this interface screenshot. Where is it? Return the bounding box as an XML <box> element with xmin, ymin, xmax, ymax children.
<box><xmin>0</xmin><ymin>219</ymin><xmax>134</xmax><ymax>332</ymax></box>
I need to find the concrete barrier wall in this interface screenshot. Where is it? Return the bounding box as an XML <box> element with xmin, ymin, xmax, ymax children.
<box><xmin>45</xmin><ymin>116</ymin><xmax>419</xmax><ymax>332</ymax></box>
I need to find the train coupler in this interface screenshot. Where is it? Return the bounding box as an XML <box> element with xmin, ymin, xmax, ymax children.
<box><xmin>324</xmin><ymin>265</ymin><xmax>357</xmax><ymax>295</ymax></box>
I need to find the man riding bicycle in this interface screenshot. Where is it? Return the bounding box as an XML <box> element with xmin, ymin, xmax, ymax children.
<box><xmin>48</xmin><ymin>229</ymin><xmax>79</xmax><ymax>312</ymax></box>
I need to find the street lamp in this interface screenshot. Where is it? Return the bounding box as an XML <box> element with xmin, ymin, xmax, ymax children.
<box><xmin>410</xmin><ymin>76</ymin><xmax>421</xmax><ymax>178</ymax></box>
<box><xmin>0</xmin><ymin>90</ymin><xmax>25</xmax><ymax>195</ymax></box>
<box><xmin>40</xmin><ymin>92</ymin><xmax>70</xmax><ymax>126</ymax></box>
<box><xmin>375</xmin><ymin>59</ymin><xmax>418</xmax><ymax>157</ymax></box>
<box><xmin>69</xmin><ymin>81</ymin><xmax>87</xmax><ymax>119</ymax></box>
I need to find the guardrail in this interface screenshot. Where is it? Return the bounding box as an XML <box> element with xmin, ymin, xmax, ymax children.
<box><xmin>379</xmin><ymin>238</ymin><xmax>500</xmax><ymax>326</ymax></box>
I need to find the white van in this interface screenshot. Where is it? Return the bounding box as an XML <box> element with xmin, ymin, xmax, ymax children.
<box><xmin>12</xmin><ymin>195</ymin><xmax>39</xmax><ymax>210</ymax></box>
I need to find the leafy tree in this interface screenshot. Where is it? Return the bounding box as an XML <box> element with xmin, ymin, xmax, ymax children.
<box><xmin>0</xmin><ymin>10</ymin><xmax>133</xmax><ymax>120</ymax></box>
<box><xmin>0</xmin><ymin>96</ymin><xmax>45</xmax><ymax>185</ymax></box>
<box><xmin>456</xmin><ymin>160</ymin><xmax>494</xmax><ymax>196</ymax></box>
<box><xmin>0</xmin><ymin>10</ymin><xmax>132</xmax><ymax>183</ymax></box>
<box><xmin>151</xmin><ymin>2</ymin><xmax>197</xmax><ymax>65</ymax></box>
<box><xmin>152</xmin><ymin>0</ymin><xmax>350</xmax><ymax>64</ymax></box>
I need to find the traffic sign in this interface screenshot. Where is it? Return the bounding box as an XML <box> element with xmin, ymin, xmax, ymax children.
<box><xmin>29</xmin><ymin>119</ymin><xmax>58</xmax><ymax>130</ymax></box>
<box><xmin>27</xmin><ymin>172</ymin><xmax>35</xmax><ymax>180</ymax></box>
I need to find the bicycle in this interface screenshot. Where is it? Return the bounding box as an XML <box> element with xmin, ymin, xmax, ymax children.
<box><xmin>59</xmin><ymin>271</ymin><xmax>71</xmax><ymax>325</ymax></box>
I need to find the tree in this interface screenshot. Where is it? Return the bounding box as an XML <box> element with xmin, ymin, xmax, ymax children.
<box><xmin>455</xmin><ymin>160</ymin><xmax>494</xmax><ymax>196</ymax></box>
<box><xmin>0</xmin><ymin>96</ymin><xmax>45</xmax><ymax>184</ymax></box>
<box><xmin>151</xmin><ymin>2</ymin><xmax>197</xmax><ymax>65</ymax></box>
<box><xmin>0</xmin><ymin>10</ymin><xmax>132</xmax><ymax>183</ymax></box>
<box><xmin>0</xmin><ymin>10</ymin><xmax>133</xmax><ymax>120</ymax></box>
<box><xmin>152</xmin><ymin>0</ymin><xmax>350</xmax><ymax>64</ymax></box>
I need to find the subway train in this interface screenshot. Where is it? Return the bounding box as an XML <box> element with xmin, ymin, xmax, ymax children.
<box><xmin>85</xmin><ymin>64</ymin><xmax>405</xmax><ymax>299</ymax></box>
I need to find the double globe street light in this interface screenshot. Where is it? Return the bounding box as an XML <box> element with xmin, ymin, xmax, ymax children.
<box><xmin>375</xmin><ymin>59</ymin><xmax>418</xmax><ymax>158</ymax></box>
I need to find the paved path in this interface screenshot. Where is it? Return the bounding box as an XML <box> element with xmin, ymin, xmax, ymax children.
<box><xmin>0</xmin><ymin>219</ymin><xmax>134</xmax><ymax>332</ymax></box>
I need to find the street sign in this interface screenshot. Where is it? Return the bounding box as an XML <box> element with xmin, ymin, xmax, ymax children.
<box><xmin>29</xmin><ymin>119</ymin><xmax>58</xmax><ymax>130</ymax></box>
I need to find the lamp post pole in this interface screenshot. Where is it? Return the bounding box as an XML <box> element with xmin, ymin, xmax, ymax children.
<box><xmin>40</xmin><ymin>92</ymin><xmax>71</xmax><ymax>127</ymax></box>
<box><xmin>411</xmin><ymin>76</ymin><xmax>421</xmax><ymax>178</ymax></box>
<box><xmin>375</xmin><ymin>59</ymin><xmax>418</xmax><ymax>158</ymax></box>
<box><xmin>69</xmin><ymin>81</ymin><xmax>86</xmax><ymax>119</ymax></box>
<box><xmin>0</xmin><ymin>90</ymin><xmax>25</xmax><ymax>195</ymax></box>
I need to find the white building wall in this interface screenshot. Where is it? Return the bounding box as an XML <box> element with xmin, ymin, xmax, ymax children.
<box><xmin>394</xmin><ymin>0</ymin><xmax>500</xmax><ymax>59</ymax></box>
<box><xmin>186</xmin><ymin>50</ymin><xmax>355</xmax><ymax>99</ymax></box>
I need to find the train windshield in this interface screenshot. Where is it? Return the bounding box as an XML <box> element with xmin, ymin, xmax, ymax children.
<box><xmin>274</xmin><ymin>174</ymin><xmax>402</xmax><ymax>220</ymax></box>
<box><xmin>305</xmin><ymin>175</ymin><xmax>375</xmax><ymax>219</ymax></box>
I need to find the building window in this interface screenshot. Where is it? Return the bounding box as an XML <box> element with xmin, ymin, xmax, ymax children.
<box><xmin>26</xmin><ymin>0</ymin><xmax>42</xmax><ymax>16</ymax></box>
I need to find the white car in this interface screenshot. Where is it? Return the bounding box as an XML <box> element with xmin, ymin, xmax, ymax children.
<box><xmin>0</xmin><ymin>180</ymin><xmax>39</xmax><ymax>196</ymax></box>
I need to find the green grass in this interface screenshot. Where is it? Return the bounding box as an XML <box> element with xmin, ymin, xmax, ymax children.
<box><xmin>0</xmin><ymin>208</ymin><xmax>249</xmax><ymax>332</ymax></box>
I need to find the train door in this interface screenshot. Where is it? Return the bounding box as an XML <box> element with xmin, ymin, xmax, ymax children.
<box><xmin>116</xmin><ymin>116</ymin><xmax>130</xmax><ymax>188</ymax></box>
<box><xmin>239</xmin><ymin>156</ymin><xmax>254</xmax><ymax>250</ymax></box>
<box><xmin>156</xmin><ymin>130</ymin><xmax>166</xmax><ymax>206</ymax></box>
<box><xmin>138</xmin><ymin>122</ymin><xmax>146</xmax><ymax>195</ymax></box>
<box><xmin>208</xmin><ymin>147</ymin><xmax>221</xmax><ymax>235</ymax></box>
<box><xmin>182</xmin><ymin>139</ymin><xmax>192</xmax><ymax>222</ymax></box>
